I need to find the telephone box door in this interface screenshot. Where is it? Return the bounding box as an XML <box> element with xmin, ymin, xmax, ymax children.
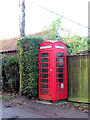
<box><xmin>55</xmin><ymin>52</ymin><xmax>66</xmax><ymax>98</ymax></box>
<box><xmin>39</xmin><ymin>51</ymin><xmax>52</xmax><ymax>100</ymax></box>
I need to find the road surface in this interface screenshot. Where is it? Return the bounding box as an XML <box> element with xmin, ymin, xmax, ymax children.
<box><xmin>0</xmin><ymin>94</ymin><xmax>89</xmax><ymax>119</ymax></box>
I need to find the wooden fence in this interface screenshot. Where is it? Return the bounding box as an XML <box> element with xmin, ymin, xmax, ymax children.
<box><xmin>67</xmin><ymin>55</ymin><xmax>90</xmax><ymax>103</ymax></box>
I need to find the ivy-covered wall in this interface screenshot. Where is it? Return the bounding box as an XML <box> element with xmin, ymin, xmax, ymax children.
<box><xmin>17</xmin><ymin>36</ymin><xmax>43</xmax><ymax>97</ymax></box>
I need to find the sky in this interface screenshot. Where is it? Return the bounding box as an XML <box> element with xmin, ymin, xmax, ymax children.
<box><xmin>0</xmin><ymin>0</ymin><xmax>89</xmax><ymax>40</ymax></box>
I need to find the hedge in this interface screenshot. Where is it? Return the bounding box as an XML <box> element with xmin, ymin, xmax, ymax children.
<box><xmin>17</xmin><ymin>36</ymin><xmax>43</xmax><ymax>97</ymax></box>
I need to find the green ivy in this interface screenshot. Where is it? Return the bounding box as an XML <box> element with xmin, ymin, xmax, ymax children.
<box><xmin>17</xmin><ymin>36</ymin><xmax>43</xmax><ymax>97</ymax></box>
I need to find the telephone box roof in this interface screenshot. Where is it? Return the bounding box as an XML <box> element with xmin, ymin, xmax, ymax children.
<box><xmin>41</xmin><ymin>40</ymin><xmax>66</xmax><ymax>45</ymax></box>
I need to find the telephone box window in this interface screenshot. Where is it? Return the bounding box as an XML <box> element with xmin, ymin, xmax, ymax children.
<box><xmin>56</xmin><ymin>58</ymin><xmax>63</xmax><ymax>62</ymax></box>
<box><xmin>57</xmin><ymin>68</ymin><xmax>63</xmax><ymax>72</ymax></box>
<box><xmin>57</xmin><ymin>63</ymin><xmax>63</xmax><ymax>67</ymax></box>
<box><xmin>42</xmin><ymin>89</ymin><xmax>48</xmax><ymax>94</ymax></box>
<box><xmin>42</xmin><ymin>79</ymin><xmax>48</xmax><ymax>83</ymax></box>
<box><xmin>58</xmin><ymin>53</ymin><xmax>63</xmax><ymax>57</ymax></box>
<box><xmin>58</xmin><ymin>79</ymin><xmax>63</xmax><ymax>82</ymax></box>
<box><xmin>42</xmin><ymin>84</ymin><xmax>48</xmax><ymax>88</ymax></box>
<box><xmin>42</xmin><ymin>53</ymin><xmax>48</xmax><ymax>57</ymax></box>
<box><xmin>42</xmin><ymin>64</ymin><xmax>48</xmax><ymax>67</ymax></box>
<box><xmin>42</xmin><ymin>69</ymin><xmax>48</xmax><ymax>73</ymax></box>
<box><xmin>42</xmin><ymin>58</ymin><xmax>48</xmax><ymax>62</ymax></box>
<box><xmin>42</xmin><ymin>74</ymin><xmax>48</xmax><ymax>78</ymax></box>
<box><xmin>58</xmin><ymin>74</ymin><xmax>63</xmax><ymax>78</ymax></box>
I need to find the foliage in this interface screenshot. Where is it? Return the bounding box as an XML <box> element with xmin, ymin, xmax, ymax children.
<box><xmin>42</xmin><ymin>18</ymin><xmax>63</xmax><ymax>40</ymax></box>
<box><xmin>63</xmin><ymin>34</ymin><xmax>88</xmax><ymax>55</ymax></box>
<box><xmin>41</xmin><ymin>18</ymin><xmax>88</xmax><ymax>55</ymax></box>
<box><xmin>17</xmin><ymin>36</ymin><xmax>43</xmax><ymax>97</ymax></box>
<box><xmin>2</xmin><ymin>55</ymin><xmax>19</xmax><ymax>93</ymax></box>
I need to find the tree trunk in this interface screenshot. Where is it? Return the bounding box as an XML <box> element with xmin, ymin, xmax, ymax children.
<box><xmin>19</xmin><ymin>0</ymin><xmax>25</xmax><ymax>37</ymax></box>
<box><xmin>19</xmin><ymin>0</ymin><xmax>25</xmax><ymax>95</ymax></box>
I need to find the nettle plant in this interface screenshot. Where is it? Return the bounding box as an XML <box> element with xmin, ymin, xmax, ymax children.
<box><xmin>17</xmin><ymin>36</ymin><xmax>43</xmax><ymax>97</ymax></box>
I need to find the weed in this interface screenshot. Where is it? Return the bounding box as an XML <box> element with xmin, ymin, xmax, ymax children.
<box><xmin>5</xmin><ymin>96</ymin><xmax>11</xmax><ymax>102</ymax></box>
<box><xmin>0</xmin><ymin>96</ymin><xmax>4</xmax><ymax>99</ymax></box>
<box><xmin>15</xmin><ymin>102</ymin><xmax>23</xmax><ymax>105</ymax></box>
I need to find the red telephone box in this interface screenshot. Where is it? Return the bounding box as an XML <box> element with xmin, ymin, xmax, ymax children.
<box><xmin>38</xmin><ymin>40</ymin><xmax>67</xmax><ymax>102</ymax></box>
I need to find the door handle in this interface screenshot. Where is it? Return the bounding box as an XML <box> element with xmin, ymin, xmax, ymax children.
<box><xmin>50</xmin><ymin>69</ymin><xmax>52</xmax><ymax>72</ymax></box>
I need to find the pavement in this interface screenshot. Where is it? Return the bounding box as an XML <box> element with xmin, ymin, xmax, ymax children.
<box><xmin>0</xmin><ymin>94</ymin><xmax>89</xmax><ymax>119</ymax></box>
<box><xmin>0</xmin><ymin>99</ymin><xmax>2</xmax><ymax>120</ymax></box>
<box><xmin>2</xmin><ymin>100</ymin><xmax>46</xmax><ymax>119</ymax></box>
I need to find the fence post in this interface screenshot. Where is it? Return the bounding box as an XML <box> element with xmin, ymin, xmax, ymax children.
<box><xmin>19</xmin><ymin>48</ymin><xmax>23</xmax><ymax>95</ymax></box>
